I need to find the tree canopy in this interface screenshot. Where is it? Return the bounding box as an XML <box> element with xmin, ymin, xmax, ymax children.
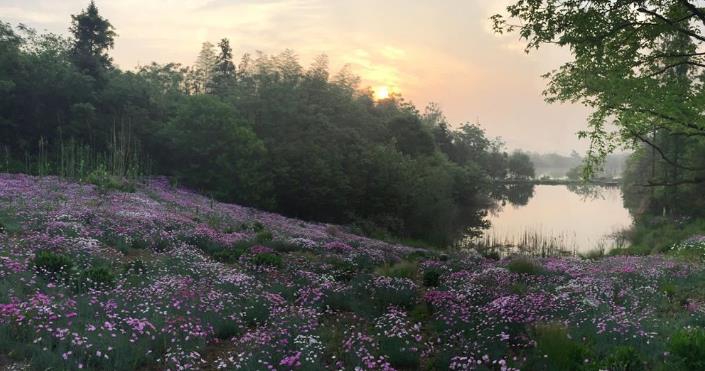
<box><xmin>495</xmin><ymin>0</ymin><xmax>705</xmax><ymax>220</ymax></box>
<box><xmin>0</xmin><ymin>2</ymin><xmax>536</xmax><ymax>247</ymax></box>
<box><xmin>494</xmin><ymin>1</ymin><xmax>705</xmax><ymax>176</ymax></box>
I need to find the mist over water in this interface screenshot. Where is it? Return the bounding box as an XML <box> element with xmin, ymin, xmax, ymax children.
<box><xmin>477</xmin><ymin>185</ymin><xmax>632</xmax><ymax>254</ymax></box>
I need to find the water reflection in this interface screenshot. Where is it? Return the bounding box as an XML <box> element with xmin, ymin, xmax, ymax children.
<box><xmin>467</xmin><ymin>184</ymin><xmax>632</xmax><ymax>255</ymax></box>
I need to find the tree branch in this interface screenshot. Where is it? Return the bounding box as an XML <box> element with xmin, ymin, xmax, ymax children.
<box><xmin>678</xmin><ymin>0</ymin><xmax>705</xmax><ymax>27</ymax></box>
<box><xmin>637</xmin><ymin>7</ymin><xmax>705</xmax><ymax>43</ymax></box>
<box><xmin>630</xmin><ymin>130</ymin><xmax>705</xmax><ymax>171</ymax></box>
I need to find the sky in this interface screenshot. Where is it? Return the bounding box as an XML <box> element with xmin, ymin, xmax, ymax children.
<box><xmin>0</xmin><ymin>0</ymin><xmax>593</xmax><ymax>154</ymax></box>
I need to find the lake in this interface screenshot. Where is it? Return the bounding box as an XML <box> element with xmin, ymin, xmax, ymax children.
<box><xmin>473</xmin><ymin>184</ymin><xmax>633</xmax><ymax>255</ymax></box>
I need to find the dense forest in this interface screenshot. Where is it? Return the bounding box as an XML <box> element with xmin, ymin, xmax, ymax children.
<box><xmin>0</xmin><ymin>2</ymin><xmax>534</xmax><ymax>247</ymax></box>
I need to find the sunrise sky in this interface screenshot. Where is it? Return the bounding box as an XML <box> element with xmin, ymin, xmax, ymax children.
<box><xmin>0</xmin><ymin>0</ymin><xmax>592</xmax><ymax>154</ymax></box>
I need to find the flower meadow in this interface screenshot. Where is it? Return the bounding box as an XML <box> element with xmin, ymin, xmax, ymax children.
<box><xmin>1</xmin><ymin>174</ymin><xmax>705</xmax><ymax>370</ymax></box>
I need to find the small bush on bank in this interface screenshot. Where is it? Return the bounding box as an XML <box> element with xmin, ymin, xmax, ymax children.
<box><xmin>86</xmin><ymin>166</ymin><xmax>136</xmax><ymax>193</ymax></box>
<box><xmin>507</xmin><ymin>256</ymin><xmax>544</xmax><ymax>275</ymax></box>
<box><xmin>33</xmin><ymin>251</ymin><xmax>74</xmax><ymax>280</ymax></box>
<box><xmin>375</xmin><ymin>261</ymin><xmax>417</xmax><ymax>279</ymax></box>
<box><xmin>669</xmin><ymin>327</ymin><xmax>705</xmax><ymax>370</ymax></box>
<box><xmin>255</xmin><ymin>229</ymin><xmax>273</xmax><ymax>242</ymax></box>
<box><xmin>422</xmin><ymin>268</ymin><xmax>441</xmax><ymax>287</ymax></box>
<box><xmin>600</xmin><ymin>346</ymin><xmax>642</xmax><ymax>371</ymax></box>
<box><xmin>75</xmin><ymin>266</ymin><xmax>116</xmax><ymax>292</ymax></box>
<box><xmin>0</xmin><ymin>209</ymin><xmax>21</xmax><ymax>235</ymax></box>
<box><xmin>529</xmin><ymin>323</ymin><xmax>589</xmax><ymax>371</ymax></box>
<box><xmin>253</xmin><ymin>252</ymin><xmax>282</xmax><ymax>267</ymax></box>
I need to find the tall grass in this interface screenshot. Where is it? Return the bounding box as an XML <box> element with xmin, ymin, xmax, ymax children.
<box><xmin>1</xmin><ymin>124</ymin><xmax>150</xmax><ymax>183</ymax></box>
<box><xmin>468</xmin><ymin>229</ymin><xmax>576</xmax><ymax>258</ymax></box>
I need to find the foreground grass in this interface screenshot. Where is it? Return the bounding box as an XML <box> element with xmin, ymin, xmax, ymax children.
<box><xmin>0</xmin><ymin>174</ymin><xmax>704</xmax><ymax>370</ymax></box>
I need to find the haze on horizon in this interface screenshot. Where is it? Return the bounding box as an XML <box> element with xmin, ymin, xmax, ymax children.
<box><xmin>0</xmin><ymin>0</ymin><xmax>593</xmax><ymax>154</ymax></box>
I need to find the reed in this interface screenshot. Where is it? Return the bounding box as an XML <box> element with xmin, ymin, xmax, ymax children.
<box><xmin>4</xmin><ymin>123</ymin><xmax>150</xmax><ymax>183</ymax></box>
<box><xmin>467</xmin><ymin>229</ymin><xmax>576</xmax><ymax>258</ymax></box>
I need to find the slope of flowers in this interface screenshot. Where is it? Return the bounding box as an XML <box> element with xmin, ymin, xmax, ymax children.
<box><xmin>0</xmin><ymin>174</ymin><xmax>704</xmax><ymax>370</ymax></box>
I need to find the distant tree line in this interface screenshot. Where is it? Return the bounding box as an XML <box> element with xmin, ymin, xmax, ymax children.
<box><xmin>526</xmin><ymin>151</ymin><xmax>628</xmax><ymax>180</ymax></box>
<box><xmin>0</xmin><ymin>1</ymin><xmax>534</xmax><ymax>246</ymax></box>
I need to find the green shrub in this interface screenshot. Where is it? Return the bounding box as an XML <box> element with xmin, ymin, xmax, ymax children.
<box><xmin>251</xmin><ymin>221</ymin><xmax>266</xmax><ymax>233</ymax></box>
<box><xmin>265</xmin><ymin>240</ymin><xmax>298</xmax><ymax>253</ymax></box>
<box><xmin>0</xmin><ymin>209</ymin><xmax>21</xmax><ymax>235</ymax></box>
<box><xmin>252</xmin><ymin>253</ymin><xmax>282</xmax><ymax>267</ymax></box>
<box><xmin>33</xmin><ymin>251</ymin><xmax>74</xmax><ymax>280</ymax></box>
<box><xmin>255</xmin><ymin>229</ymin><xmax>273</xmax><ymax>242</ymax></box>
<box><xmin>530</xmin><ymin>323</ymin><xmax>589</xmax><ymax>371</ymax></box>
<box><xmin>375</xmin><ymin>261</ymin><xmax>417</xmax><ymax>279</ymax></box>
<box><xmin>75</xmin><ymin>266</ymin><xmax>116</xmax><ymax>291</ymax></box>
<box><xmin>213</xmin><ymin>249</ymin><xmax>242</xmax><ymax>264</ymax></box>
<box><xmin>130</xmin><ymin>237</ymin><xmax>150</xmax><ymax>250</ymax></box>
<box><xmin>123</xmin><ymin>259</ymin><xmax>148</xmax><ymax>274</ymax></box>
<box><xmin>507</xmin><ymin>256</ymin><xmax>544</xmax><ymax>275</ymax></box>
<box><xmin>600</xmin><ymin>346</ymin><xmax>642</xmax><ymax>371</ymax></box>
<box><xmin>669</xmin><ymin>327</ymin><xmax>705</xmax><ymax>370</ymax></box>
<box><xmin>327</xmin><ymin>257</ymin><xmax>357</xmax><ymax>281</ymax></box>
<box><xmin>580</xmin><ymin>247</ymin><xmax>605</xmax><ymax>260</ymax></box>
<box><xmin>86</xmin><ymin>166</ymin><xmax>136</xmax><ymax>193</ymax></box>
<box><xmin>379</xmin><ymin>337</ymin><xmax>420</xmax><ymax>369</ymax></box>
<box><xmin>422</xmin><ymin>269</ymin><xmax>441</xmax><ymax>287</ymax></box>
<box><xmin>242</xmin><ymin>298</ymin><xmax>270</xmax><ymax>326</ymax></box>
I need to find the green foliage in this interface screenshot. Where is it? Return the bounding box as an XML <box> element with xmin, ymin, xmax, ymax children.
<box><xmin>375</xmin><ymin>261</ymin><xmax>417</xmax><ymax>279</ymax></box>
<box><xmin>496</xmin><ymin>0</ymin><xmax>705</xmax><ymax>243</ymax></box>
<box><xmin>668</xmin><ymin>327</ymin><xmax>705</xmax><ymax>370</ymax></box>
<box><xmin>616</xmin><ymin>218</ymin><xmax>705</xmax><ymax>256</ymax></box>
<box><xmin>507</xmin><ymin>151</ymin><xmax>535</xmax><ymax>180</ymax></box>
<box><xmin>600</xmin><ymin>346</ymin><xmax>642</xmax><ymax>371</ymax></box>
<box><xmin>580</xmin><ymin>247</ymin><xmax>605</xmax><ymax>260</ymax></box>
<box><xmin>379</xmin><ymin>337</ymin><xmax>420</xmax><ymax>369</ymax></box>
<box><xmin>422</xmin><ymin>268</ymin><xmax>441</xmax><ymax>287</ymax></box>
<box><xmin>0</xmin><ymin>209</ymin><xmax>21</xmax><ymax>235</ymax></box>
<box><xmin>252</xmin><ymin>253</ymin><xmax>283</xmax><ymax>267</ymax></box>
<box><xmin>507</xmin><ymin>256</ymin><xmax>544</xmax><ymax>275</ymax></box>
<box><xmin>123</xmin><ymin>259</ymin><xmax>148</xmax><ymax>274</ymax></box>
<box><xmin>255</xmin><ymin>229</ymin><xmax>273</xmax><ymax>243</ymax></box>
<box><xmin>325</xmin><ymin>258</ymin><xmax>355</xmax><ymax>281</ymax></box>
<box><xmin>161</xmin><ymin>94</ymin><xmax>273</xmax><ymax>207</ymax></box>
<box><xmin>0</xmin><ymin>7</ymin><xmax>535</xmax><ymax>247</ymax></box>
<box><xmin>69</xmin><ymin>0</ymin><xmax>115</xmax><ymax>78</ymax></box>
<box><xmin>33</xmin><ymin>250</ymin><xmax>74</xmax><ymax>280</ymax></box>
<box><xmin>530</xmin><ymin>323</ymin><xmax>589</xmax><ymax>371</ymax></box>
<box><xmin>86</xmin><ymin>165</ymin><xmax>136</xmax><ymax>193</ymax></box>
<box><xmin>75</xmin><ymin>265</ymin><xmax>116</xmax><ymax>292</ymax></box>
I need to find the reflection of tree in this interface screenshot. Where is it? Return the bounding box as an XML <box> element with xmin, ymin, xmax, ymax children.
<box><xmin>505</xmin><ymin>183</ymin><xmax>534</xmax><ymax>206</ymax></box>
<box><xmin>566</xmin><ymin>183</ymin><xmax>607</xmax><ymax>200</ymax></box>
<box><xmin>491</xmin><ymin>182</ymin><xmax>536</xmax><ymax>207</ymax></box>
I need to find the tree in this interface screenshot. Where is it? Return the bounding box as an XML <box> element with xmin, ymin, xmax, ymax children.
<box><xmin>507</xmin><ymin>151</ymin><xmax>535</xmax><ymax>180</ymax></box>
<box><xmin>386</xmin><ymin>115</ymin><xmax>436</xmax><ymax>157</ymax></box>
<box><xmin>493</xmin><ymin>0</ymin><xmax>705</xmax><ymax>182</ymax></box>
<box><xmin>208</xmin><ymin>38</ymin><xmax>236</xmax><ymax>96</ymax></box>
<box><xmin>69</xmin><ymin>1</ymin><xmax>116</xmax><ymax>79</ymax></box>
<box><xmin>161</xmin><ymin>95</ymin><xmax>272</xmax><ymax>206</ymax></box>
<box><xmin>190</xmin><ymin>42</ymin><xmax>216</xmax><ymax>94</ymax></box>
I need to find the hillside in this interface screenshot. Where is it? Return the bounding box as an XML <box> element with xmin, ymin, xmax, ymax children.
<box><xmin>0</xmin><ymin>174</ymin><xmax>704</xmax><ymax>370</ymax></box>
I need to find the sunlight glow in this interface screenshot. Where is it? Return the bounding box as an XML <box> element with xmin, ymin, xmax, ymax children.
<box><xmin>374</xmin><ymin>86</ymin><xmax>390</xmax><ymax>100</ymax></box>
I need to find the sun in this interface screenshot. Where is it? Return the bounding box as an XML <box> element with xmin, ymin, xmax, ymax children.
<box><xmin>374</xmin><ymin>86</ymin><xmax>390</xmax><ymax>100</ymax></box>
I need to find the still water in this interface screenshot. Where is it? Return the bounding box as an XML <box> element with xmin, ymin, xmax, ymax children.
<box><xmin>477</xmin><ymin>185</ymin><xmax>632</xmax><ymax>254</ymax></box>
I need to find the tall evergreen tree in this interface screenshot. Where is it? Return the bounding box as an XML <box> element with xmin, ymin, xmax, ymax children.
<box><xmin>190</xmin><ymin>42</ymin><xmax>216</xmax><ymax>94</ymax></box>
<box><xmin>69</xmin><ymin>1</ymin><xmax>116</xmax><ymax>79</ymax></box>
<box><xmin>208</xmin><ymin>38</ymin><xmax>236</xmax><ymax>96</ymax></box>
